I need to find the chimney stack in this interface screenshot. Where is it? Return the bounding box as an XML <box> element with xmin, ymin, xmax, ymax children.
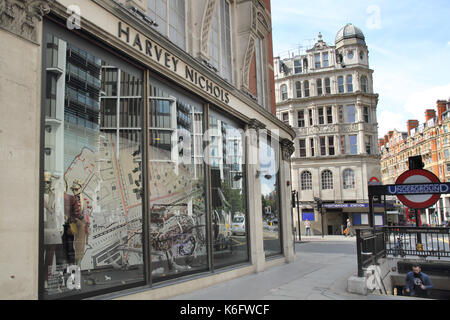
<box><xmin>437</xmin><ymin>100</ymin><xmax>447</xmax><ymax>125</ymax></box>
<box><xmin>425</xmin><ymin>109</ymin><xmax>436</xmax><ymax>122</ymax></box>
<box><xmin>407</xmin><ymin>120</ymin><xmax>419</xmax><ymax>135</ymax></box>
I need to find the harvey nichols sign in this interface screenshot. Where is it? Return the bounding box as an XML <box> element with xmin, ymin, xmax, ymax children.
<box><xmin>117</xmin><ymin>22</ymin><xmax>231</xmax><ymax>104</ymax></box>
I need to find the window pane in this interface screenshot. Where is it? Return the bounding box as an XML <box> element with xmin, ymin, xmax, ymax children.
<box><xmin>42</xmin><ymin>36</ymin><xmax>144</xmax><ymax>299</ymax></box>
<box><xmin>296</xmin><ymin>81</ymin><xmax>302</xmax><ymax>98</ymax></box>
<box><xmin>148</xmin><ymin>87</ymin><xmax>208</xmax><ymax>282</ymax></box>
<box><xmin>350</xmin><ymin>135</ymin><xmax>358</xmax><ymax>154</ymax></box>
<box><xmin>301</xmin><ymin>171</ymin><xmax>312</xmax><ymax>190</ymax></box>
<box><xmin>346</xmin><ymin>75</ymin><xmax>353</xmax><ymax>93</ymax></box>
<box><xmin>347</xmin><ymin>105</ymin><xmax>356</xmax><ymax>123</ymax></box>
<box><xmin>210</xmin><ymin>111</ymin><xmax>248</xmax><ymax>268</ymax></box>
<box><xmin>338</xmin><ymin>76</ymin><xmax>344</xmax><ymax>93</ymax></box>
<box><xmin>260</xmin><ymin>135</ymin><xmax>281</xmax><ymax>257</ymax></box>
<box><xmin>323</xmin><ymin>52</ymin><xmax>329</xmax><ymax>67</ymax></box>
<box><xmin>315</xmin><ymin>54</ymin><xmax>321</xmax><ymax>68</ymax></box>
<box><xmin>299</xmin><ymin>139</ymin><xmax>306</xmax><ymax>157</ymax></box>
<box><xmin>304</xmin><ymin>81</ymin><xmax>310</xmax><ymax>97</ymax></box>
<box><xmin>294</xmin><ymin>59</ymin><xmax>302</xmax><ymax>73</ymax></box>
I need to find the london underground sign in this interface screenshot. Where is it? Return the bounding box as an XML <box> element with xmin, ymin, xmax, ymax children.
<box><xmin>393</xmin><ymin>169</ymin><xmax>441</xmax><ymax>209</ymax></box>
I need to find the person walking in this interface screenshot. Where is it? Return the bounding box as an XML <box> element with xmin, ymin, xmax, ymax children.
<box><xmin>404</xmin><ymin>264</ymin><xmax>433</xmax><ymax>298</ymax></box>
<box><xmin>304</xmin><ymin>219</ymin><xmax>311</xmax><ymax>236</ymax></box>
<box><xmin>346</xmin><ymin>218</ymin><xmax>354</xmax><ymax>237</ymax></box>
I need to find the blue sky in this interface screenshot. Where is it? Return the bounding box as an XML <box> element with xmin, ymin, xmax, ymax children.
<box><xmin>271</xmin><ymin>0</ymin><xmax>450</xmax><ymax>137</ymax></box>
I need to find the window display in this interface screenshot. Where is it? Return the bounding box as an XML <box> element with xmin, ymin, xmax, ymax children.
<box><xmin>209</xmin><ymin>110</ymin><xmax>248</xmax><ymax>268</ymax></box>
<box><xmin>259</xmin><ymin>135</ymin><xmax>282</xmax><ymax>257</ymax></box>
<box><xmin>147</xmin><ymin>79</ymin><xmax>208</xmax><ymax>281</ymax></box>
<box><xmin>42</xmin><ymin>32</ymin><xmax>144</xmax><ymax>299</ymax></box>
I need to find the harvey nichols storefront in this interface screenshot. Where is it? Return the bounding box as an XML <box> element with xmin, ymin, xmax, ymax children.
<box><xmin>0</xmin><ymin>0</ymin><xmax>295</xmax><ymax>300</ymax></box>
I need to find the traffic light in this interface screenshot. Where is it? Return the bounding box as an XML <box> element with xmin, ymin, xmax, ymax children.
<box><xmin>291</xmin><ymin>191</ymin><xmax>296</xmax><ymax>208</ymax></box>
<box><xmin>408</xmin><ymin>156</ymin><xmax>424</xmax><ymax>170</ymax></box>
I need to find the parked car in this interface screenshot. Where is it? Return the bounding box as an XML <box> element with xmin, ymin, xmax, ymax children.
<box><xmin>231</xmin><ymin>215</ymin><xmax>246</xmax><ymax>236</ymax></box>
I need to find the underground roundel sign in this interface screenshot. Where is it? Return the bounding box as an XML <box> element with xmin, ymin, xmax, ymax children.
<box><xmin>395</xmin><ymin>169</ymin><xmax>441</xmax><ymax>209</ymax></box>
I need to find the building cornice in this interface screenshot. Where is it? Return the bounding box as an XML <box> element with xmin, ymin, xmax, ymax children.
<box><xmin>276</xmin><ymin>92</ymin><xmax>379</xmax><ymax>107</ymax></box>
<box><xmin>274</xmin><ymin>65</ymin><xmax>375</xmax><ymax>83</ymax></box>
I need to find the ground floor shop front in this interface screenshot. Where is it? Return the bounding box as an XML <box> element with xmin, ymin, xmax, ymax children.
<box><xmin>294</xmin><ymin>203</ymin><xmax>390</xmax><ymax>236</ymax></box>
<box><xmin>0</xmin><ymin>0</ymin><xmax>295</xmax><ymax>300</ymax></box>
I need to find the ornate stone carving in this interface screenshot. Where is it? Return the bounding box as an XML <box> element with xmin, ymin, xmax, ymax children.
<box><xmin>0</xmin><ymin>0</ymin><xmax>52</xmax><ymax>43</ymax></box>
<box><xmin>248</xmin><ymin>118</ymin><xmax>266</xmax><ymax>131</ymax></box>
<box><xmin>280</xmin><ymin>138</ymin><xmax>295</xmax><ymax>161</ymax></box>
<box><xmin>241</xmin><ymin>34</ymin><xmax>255</xmax><ymax>89</ymax></box>
<box><xmin>200</xmin><ymin>0</ymin><xmax>217</xmax><ymax>59</ymax></box>
<box><xmin>341</xmin><ymin>123</ymin><xmax>359</xmax><ymax>133</ymax></box>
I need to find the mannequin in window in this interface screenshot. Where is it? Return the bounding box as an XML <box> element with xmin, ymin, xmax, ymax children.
<box><xmin>64</xmin><ymin>179</ymin><xmax>90</xmax><ymax>265</ymax></box>
<box><xmin>43</xmin><ymin>171</ymin><xmax>64</xmax><ymax>284</ymax></box>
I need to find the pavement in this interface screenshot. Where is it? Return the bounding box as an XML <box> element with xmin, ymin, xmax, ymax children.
<box><xmin>171</xmin><ymin>235</ymin><xmax>427</xmax><ymax>300</ymax></box>
<box><xmin>171</xmin><ymin>236</ymin><xmax>368</xmax><ymax>300</ymax></box>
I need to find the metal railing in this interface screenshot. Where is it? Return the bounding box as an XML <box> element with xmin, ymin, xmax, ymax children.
<box><xmin>356</xmin><ymin>226</ymin><xmax>450</xmax><ymax>277</ymax></box>
<box><xmin>384</xmin><ymin>226</ymin><xmax>450</xmax><ymax>260</ymax></box>
<box><xmin>356</xmin><ymin>228</ymin><xmax>386</xmax><ymax>277</ymax></box>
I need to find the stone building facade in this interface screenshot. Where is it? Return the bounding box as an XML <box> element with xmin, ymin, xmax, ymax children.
<box><xmin>0</xmin><ymin>0</ymin><xmax>296</xmax><ymax>299</ymax></box>
<box><xmin>274</xmin><ymin>24</ymin><xmax>381</xmax><ymax>235</ymax></box>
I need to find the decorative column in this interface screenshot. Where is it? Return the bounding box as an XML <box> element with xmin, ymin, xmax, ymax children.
<box><xmin>280</xmin><ymin>138</ymin><xmax>295</xmax><ymax>262</ymax></box>
<box><xmin>247</xmin><ymin>118</ymin><xmax>266</xmax><ymax>272</ymax></box>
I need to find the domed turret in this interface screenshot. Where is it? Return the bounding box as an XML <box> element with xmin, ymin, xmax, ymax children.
<box><xmin>335</xmin><ymin>23</ymin><xmax>365</xmax><ymax>45</ymax></box>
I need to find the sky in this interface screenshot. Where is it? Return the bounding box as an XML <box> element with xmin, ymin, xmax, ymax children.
<box><xmin>271</xmin><ymin>0</ymin><xmax>450</xmax><ymax>137</ymax></box>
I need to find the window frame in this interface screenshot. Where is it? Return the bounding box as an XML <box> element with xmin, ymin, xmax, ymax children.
<box><xmin>321</xmin><ymin>170</ymin><xmax>333</xmax><ymax>190</ymax></box>
<box><xmin>300</xmin><ymin>170</ymin><xmax>313</xmax><ymax>190</ymax></box>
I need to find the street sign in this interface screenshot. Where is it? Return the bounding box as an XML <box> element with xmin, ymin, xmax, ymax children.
<box><xmin>395</xmin><ymin>169</ymin><xmax>441</xmax><ymax>209</ymax></box>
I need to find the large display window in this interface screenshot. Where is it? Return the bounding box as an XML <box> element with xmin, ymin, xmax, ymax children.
<box><xmin>39</xmin><ymin>19</ymin><xmax>252</xmax><ymax>300</ymax></box>
<box><xmin>259</xmin><ymin>134</ymin><xmax>283</xmax><ymax>257</ymax></box>
<box><xmin>146</xmin><ymin>77</ymin><xmax>208</xmax><ymax>282</ymax></box>
<box><xmin>208</xmin><ymin>109</ymin><xmax>248</xmax><ymax>268</ymax></box>
<box><xmin>41</xmin><ymin>24</ymin><xmax>145</xmax><ymax>299</ymax></box>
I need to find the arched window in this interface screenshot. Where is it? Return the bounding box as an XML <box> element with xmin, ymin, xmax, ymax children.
<box><xmin>280</xmin><ymin>84</ymin><xmax>287</xmax><ymax>100</ymax></box>
<box><xmin>321</xmin><ymin>170</ymin><xmax>333</xmax><ymax>190</ymax></box>
<box><xmin>296</xmin><ymin>81</ymin><xmax>302</xmax><ymax>98</ymax></box>
<box><xmin>304</xmin><ymin>80</ymin><xmax>310</xmax><ymax>97</ymax></box>
<box><xmin>343</xmin><ymin>169</ymin><xmax>355</xmax><ymax>189</ymax></box>
<box><xmin>316</xmin><ymin>79</ymin><xmax>322</xmax><ymax>95</ymax></box>
<box><xmin>301</xmin><ymin>171</ymin><xmax>312</xmax><ymax>190</ymax></box>
<box><xmin>361</xmin><ymin>75</ymin><xmax>368</xmax><ymax>93</ymax></box>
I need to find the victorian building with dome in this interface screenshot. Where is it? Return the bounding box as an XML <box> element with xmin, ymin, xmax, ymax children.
<box><xmin>274</xmin><ymin>24</ymin><xmax>382</xmax><ymax>235</ymax></box>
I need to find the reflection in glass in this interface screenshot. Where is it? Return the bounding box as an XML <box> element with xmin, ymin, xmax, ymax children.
<box><xmin>259</xmin><ymin>135</ymin><xmax>282</xmax><ymax>257</ymax></box>
<box><xmin>209</xmin><ymin>111</ymin><xmax>248</xmax><ymax>268</ymax></box>
<box><xmin>42</xmin><ymin>34</ymin><xmax>144</xmax><ymax>299</ymax></box>
<box><xmin>148</xmin><ymin>86</ymin><xmax>208</xmax><ymax>281</ymax></box>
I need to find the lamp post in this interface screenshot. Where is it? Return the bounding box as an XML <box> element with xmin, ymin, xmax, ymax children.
<box><xmin>292</xmin><ymin>190</ymin><xmax>301</xmax><ymax>241</ymax></box>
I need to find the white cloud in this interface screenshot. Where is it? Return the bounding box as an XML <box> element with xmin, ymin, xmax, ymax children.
<box><xmin>377</xmin><ymin>111</ymin><xmax>406</xmax><ymax>137</ymax></box>
<box><xmin>377</xmin><ymin>84</ymin><xmax>450</xmax><ymax>138</ymax></box>
<box><xmin>402</xmin><ymin>84</ymin><xmax>450</xmax><ymax>121</ymax></box>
